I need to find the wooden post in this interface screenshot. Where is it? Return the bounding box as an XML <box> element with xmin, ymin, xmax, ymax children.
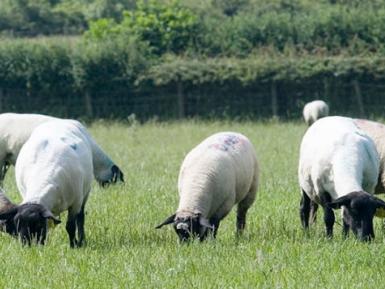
<box><xmin>177</xmin><ymin>81</ymin><xmax>185</xmax><ymax>119</ymax></box>
<box><xmin>84</xmin><ymin>90</ymin><xmax>93</xmax><ymax>118</ymax></box>
<box><xmin>271</xmin><ymin>81</ymin><xmax>278</xmax><ymax>118</ymax></box>
<box><xmin>323</xmin><ymin>78</ymin><xmax>330</xmax><ymax>101</ymax></box>
<box><xmin>352</xmin><ymin>80</ymin><xmax>365</xmax><ymax>118</ymax></box>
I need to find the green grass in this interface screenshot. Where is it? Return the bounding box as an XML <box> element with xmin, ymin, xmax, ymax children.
<box><xmin>1</xmin><ymin>120</ymin><xmax>385</xmax><ymax>288</ymax></box>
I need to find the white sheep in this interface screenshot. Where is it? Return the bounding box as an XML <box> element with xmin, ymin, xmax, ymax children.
<box><xmin>299</xmin><ymin>116</ymin><xmax>385</xmax><ymax>241</ymax></box>
<box><xmin>156</xmin><ymin>132</ymin><xmax>259</xmax><ymax>242</ymax></box>
<box><xmin>354</xmin><ymin>119</ymin><xmax>385</xmax><ymax>195</ymax></box>
<box><xmin>0</xmin><ymin>113</ymin><xmax>123</xmax><ymax>186</ymax></box>
<box><xmin>302</xmin><ymin>100</ymin><xmax>329</xmax><ymax>126</ymax></box>
<box><xmin>0</xmin><ymin>119</ymin><xmax>94</xmax><ymax>247</ymax></box>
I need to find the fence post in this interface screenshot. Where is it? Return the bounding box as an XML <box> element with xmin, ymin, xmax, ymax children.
<box><xmin>323</xmin><ymin>78</ymin><xmax>330</xmax><ymax>101</ymax></box>
<box><xmin>271</xmin><ymin>81</ymin><xmax>278</xmax><ymax>118</ymax></box>
<box><xmin>84</xmin><ymin>90</ymin><xmax>93</xmax><ymax>118</ymax></box>
<box><xmin>352</xmin><ymin>80</ymin><xmax>365</xmax><ymax>118</ymax></box>
<box><xmin>177</xmin><ymin>81</ymin><xmax>185</xmax><ymax>119</ymax></box>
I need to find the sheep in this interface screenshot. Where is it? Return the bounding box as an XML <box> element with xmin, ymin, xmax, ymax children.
<box><xmin>309</xmin><ymin>118</ymin><xmax>385</xmax><ymax>223</ymax></box>
<box><xmin>299</xmin><ymin>116</ymin><xmax>385</xmax><ymax>241</ymax></box>
<box><xmin>302</xmin><ymin>100</ymin><xmax>329</xmax><ymax>126</ymax></box>
<box><xmin>354</xmin><ymin>119</ymin><xmax>385</xmax><ymax>195</ymax></box>
<box><xmin>0</xmin><ymin>113</ymin><xmax>123</xmax><ymax>186</ymax></box>
<box><xmin>156</xmin><ymin>132</ymin><xmax>259</xmax><ymax>242</ymax></box>
<box><xmin>0</xmin><ymin>119</ymin><xmax>94</xmax><ymax>247</ymax></box>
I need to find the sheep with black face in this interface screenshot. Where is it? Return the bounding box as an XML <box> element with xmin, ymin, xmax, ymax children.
<box><xmin>299</xmin><ymin>116</ymin><xmax>385</xmax><ymax>241</ymax></box>
<box><xmin>156</xmin><ymin>132</ymin><xmax>259</xmax><ymax>242</ymax></box>
<box><xmin>0</xmin><ymin>113</ymin><xmax>123</xmax><ymax>186</ymax></box>
<box><xmin>0</xmin><ymin>119</ymin><xmax>94</xmax><ymax>247</ymax></box>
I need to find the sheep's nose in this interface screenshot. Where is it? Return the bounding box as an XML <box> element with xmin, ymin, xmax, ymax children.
<box><xmin>176</xmin><ymin>222</ymin><xmax>189</xmax><ymax>231</ymax></box>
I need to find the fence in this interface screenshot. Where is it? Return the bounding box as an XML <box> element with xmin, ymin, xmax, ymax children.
<box><xmin>0</xmin><ymin>78</ymin><xmax>384</xmax><ymax>121</ymax></box>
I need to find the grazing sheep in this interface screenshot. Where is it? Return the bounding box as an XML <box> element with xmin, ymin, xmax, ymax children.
<box><xmin>309</xmin><ymin>118</ymin><xmax>385</xmax><ymax>222</ymax></box>
<box><xmin>302</xmin><ymin>100</ymin><xmax>329</xmax><ymax>126</ymax></box>
<box><xmin>156</xmin><ymin>132</ymin><xmax>259</xmax><ymax>242</ymax></box>
<box><xmin>299</xmin><ymin>116</ymin><xmax>385</xmax><ymax>241</ymax></box>
<box><xmin>0</xmin><ymin>113</ymin><xmax>123</xmax><ymax>186</ymax></box>
<box><xmin>0</xmin><ymin>119</ymin><xmax>94</xmax><ymax>247</ymax></box>
<box><xmin>354</xmin><ymin>119</ymin><xmax>385</xmax><ymax>194</ymax></box>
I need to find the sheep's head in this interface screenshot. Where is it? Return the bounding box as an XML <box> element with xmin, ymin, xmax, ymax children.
<box><xmin>100</xmin><ymin>165</ymin><xmax>124</xmax><ymax>187</ymax></box>
<box><xmin>156</xmin><ymin>213</ymin><xmax>213</xmax><ymax>242</ymax></box>
<box><xmin>0</xmin><ymin>203</ymin><xmax>61</xmax><ymax>246</ymax></box>
<box><xmin>328</xmin><ymin>191</ymin><xmax>385</xmax><ymax>241</ymax></box>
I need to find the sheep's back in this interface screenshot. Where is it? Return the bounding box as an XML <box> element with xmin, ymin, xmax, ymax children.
<box><xmin>303</xmin><ymin>100</ymin><xmax>329</xmax><ymax>125</ymax></box>
<box><xmin>299</xmin><ymin>116</ymin><xmax>379</xmax><ymax>199</ymax></box>
<box><xmin>0</xmin><ymin>113</ymin><xmax>56</xmax><ymax>163</ymax></box>
<box><xmin>355</xmin><ymin>119</ymin><xmax>385</xmax><ymax>194</ymax></box>
<box><xmin>16</xmin><ymin>120</ymin><xmax>93</xmax><ymax>214</ymax></box>
<box><xmin>178</xmin><ymin>132</ymin><xmax>257</xmax><ymax>217</ymax></box>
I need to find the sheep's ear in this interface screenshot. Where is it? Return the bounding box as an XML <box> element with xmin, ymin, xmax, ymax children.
<box><xmin>155</xmin><ymin>214</ymin><xmax>176</xmax><ymax>229</ymax></box>
<box><xmin>111</xmin><ymin>165</ymin><xmax>124</xmax><ymax>183</ymax></box>
<box><xmin>0</xmin><ymin>206</ymin><xmax>18</xmax><ymax>220</ymax></box>
<box><xmin>0</xmin><ymin>188</ymin><xmax>16</xmax><ymax>212</ymax></box>
<box><xmin>42</xmin><ymin>210</ymin><xmax>61</xmax><ymax>225</ymax></box>
<box><xmin>375</xmin><ymin>198</ymin><xmax>385</xmax><ymax>218</ymax></box>
<box><xmin>199</xmin><ymin>217</ymin><xmax>214</xmax><ymax>230</ymax></box>
<box><xmin>327</xmin><ymin>195</ymin><xmax>352</xmax><ymax>209</ymax></box>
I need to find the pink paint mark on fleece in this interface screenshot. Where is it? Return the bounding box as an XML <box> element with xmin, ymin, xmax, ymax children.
<box><xmin>356</xmin><ymin>119</ymin><xmax>385</xmax><ymax>129</ymax></box>
<box><xmin>209</xmin><ymin>134</ymin><xmax>245</xmax><ymax>152</ymax></box>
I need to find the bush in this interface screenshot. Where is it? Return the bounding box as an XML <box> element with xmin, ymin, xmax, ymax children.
<box><xmin>0</xmin><ymin>38</ymin><xmax>74</xmax><ymax>89</ymax></box>
<box><xmin>87</xmin><ymin>0</ymin><xmax>199</xmax><ymax>55</ymax></box>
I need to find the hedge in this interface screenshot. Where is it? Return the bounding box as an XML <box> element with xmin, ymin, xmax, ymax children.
<box><xmin>0</xmin><ymin>39</ymin><xmax>384</xmax><ymax>119</ymax></box>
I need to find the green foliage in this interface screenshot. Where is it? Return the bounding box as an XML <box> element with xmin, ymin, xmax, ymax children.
<box><xmin>0</xmin><ymin>0</ymin><xmax>135</xmax><ymax>36</ymax></box>
<box><xmin>72</xmin><ymin>35</ymin><xmax>152</xmax><ymax>90</ymax></box>
<box><xmin>137</xmin><ymin>53</ymin><xmax>385</xmax><ymax>87</ymax></box>
<box><xmin>0</xmin><ymin>37</ymin><xmax>74</xmax><ymax>89</ymax></box>
<box><xmin>82</xmin><ymin>0</ymin><xmax>385</xmax><ymax>57</ymax></box>
<box><xmin>212</xmin><ymin>0</ymin><xmax>250</xmax><ymax>16</ymax></box>
<box><xmin>192</xmin><ymin>2</ymin><xmax>385</xmax><ymax>56</ymax></box>
<box><xmin>87</xmin><ymin>0</ymin><xmax>199</xmax><ymax>55</ymax></box>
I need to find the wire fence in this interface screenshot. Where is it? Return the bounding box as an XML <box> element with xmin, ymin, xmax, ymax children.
<box><xmin>1</xmin><ymin>78</ymin><xmax>385</xmax><ymax>121</ymax></box>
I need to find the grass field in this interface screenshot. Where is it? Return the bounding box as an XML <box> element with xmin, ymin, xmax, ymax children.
<box><xmin>1</xmin><ymin>120</ymin><xmax>385</xmax><ymax>288</ymax></box>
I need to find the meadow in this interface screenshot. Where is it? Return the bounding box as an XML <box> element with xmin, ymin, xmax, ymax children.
<box><xmin>0</xmin><ymin>120</ymin><xmax>385</xmax><ymax>288</ymax></box>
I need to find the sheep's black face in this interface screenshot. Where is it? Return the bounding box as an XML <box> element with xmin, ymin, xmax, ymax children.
<box><xmin>100</xmin><ymin>165</ymin><xmax>124</xmax><ymax>187</ymax></box>
<box><xmin>156</xmin><ymin>213</ymin><xmax>213</xmax><ymax>243</ymax></box>
<box><xmin>14</xmin><ymin>204</ymin><xmax>49</xmax><ymax>245</ymax></box>
<box><xmin>0</xmin><ymin>203</ymin><xmax>61</xmax><ymax>246</ymax></box>
<box><xmin>173</xmin><ymin>216</ymin><xmax>202</xmax><ymax>242</ymax></box>
<box><xmin>328</xmin><ymin>191</ymin><xmax>385</xmax><ymax>241</ymax></box>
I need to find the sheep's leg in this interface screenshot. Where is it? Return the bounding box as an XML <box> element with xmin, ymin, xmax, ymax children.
<box><xmin>309</xmin><ymin>201</ymin><xmax>318</xmax><ymax>225</ymax></box>
<box><xmin>209</xmin><ymin>217</ymin><xmax>220</xmax><ymax>238</ymax></box>
<box><xmin>342</xmin><ymin>207</ymin><xmax>350</xmax><ymax>238</ymax></box>
<box><xmin>320</xmin><ymin>193</ymin><xmax>335</xmax><ymax>238</ymax></box>
<box><xmin>66</xmin><ymin>212</ymin><xmax>78</xmax><ymax>248</ymax></box>
<box><xmin>323</xmin><ymin>206</ymin><xmax>335</xmax><ymax>238</ymax></box>
<box><xmin>37</xmin><ymin>226</ymin><xmax>48</xmax><ymax>245</ymax></box>
<box><xmin>237</xmin><ymin>182</ymin><xmax>257</xmax><ymax>234</ymax></box>
<box><xmin>76</xmin><ymin>204</ymin><xmax>86</xmax><ymax>247</ymax></box>
<box><xmin>300</xmin><ymin>189</ymin><xmax>311</xmax><ymax>229</ymax></box>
